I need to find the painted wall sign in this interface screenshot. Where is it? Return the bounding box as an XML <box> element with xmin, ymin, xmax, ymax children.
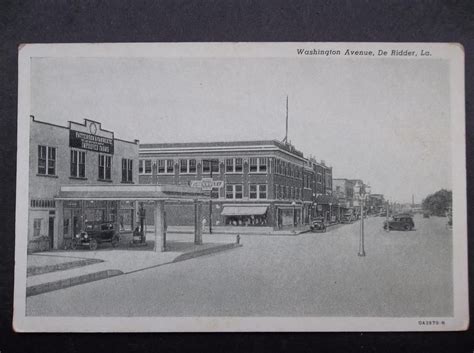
<box><xmin>69</xmin><ymin>130</ymin><xmax>114</xmax><ymax>154</ymax></box>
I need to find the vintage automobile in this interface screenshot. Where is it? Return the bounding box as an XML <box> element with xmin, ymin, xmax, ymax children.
<box><xmin>383</xmin><ymin>214</ymin><xmax>415</xmax><ymax>231</ymax></box>
<box><xmin>423</xmin><ymin>212</ymin><xmax>430</xmax><ymax>218</ymax></box>
<box><xmin>310</xmin><ymin>217</ymin><xmax>326</xmax><ymax>233</ymax></box>
<box><xmin>341</xmin><ymin>212</ymin><xmax>355</xmax><ymax>224</ymax></box>
<box><xmin>72</xmin><ymin>221</ymin><xmax>119</xmax><ymax>250</ymax></box>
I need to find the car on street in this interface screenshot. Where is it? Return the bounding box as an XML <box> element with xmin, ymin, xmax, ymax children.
<box><xmin>72</xmin><ymin>221</ymin><xmax>119</xmax><ymax>250</ymax></box>
<box><xmin>383</xmin><ymin>214</ymin><xmax>415</xmax><ymax>231</ymax></box>
<box><xmin>310</xmin><ymin>217</ymin><xmax>326</xmax><ymax>233</ymax></box>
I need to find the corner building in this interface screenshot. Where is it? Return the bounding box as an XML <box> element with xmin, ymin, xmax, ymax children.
<box><xmin>28</xmin><ymin>117</ymin><xmax>139</xmax><ymax>252</ymax></box>
<box><xmin>139</xmin><ymin>140</ymin><xmax>310</xmax><ymax>229</ymax></box>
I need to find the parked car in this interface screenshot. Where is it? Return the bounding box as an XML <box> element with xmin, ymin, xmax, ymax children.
<box><xmin>341</xmin><ymin>213</ymin><xmax>354</xmax><ymax>224</ymax></box>
<box><xmin>423</xmin><ymin>212</ymin><xmax>430</xmax><ymax>218</ymax></box>
<box><xmin>383</xmin><ymin>214</ymin><xmax>415</xmax><ymax>231</ymax></box>
<box><xmin>72</xmin><ymin>221</ymin><xmax>119</xmax><ymax>250</ymax></box>
<box><xmin>310</xmin><ymin>218</ymin><xmax>326</xmax><ymax>233</ymax></box>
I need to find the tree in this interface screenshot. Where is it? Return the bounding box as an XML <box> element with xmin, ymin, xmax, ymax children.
<box><xmin>422</xmin><ymin>189</ymin><xmax>452</xmax><ymax>216</ymax></box>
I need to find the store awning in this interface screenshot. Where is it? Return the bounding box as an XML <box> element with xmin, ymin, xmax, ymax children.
<box><xmin>221</xmin><ymin>206</ymin><xmax>268</xmax><ymax>216</ymax></box>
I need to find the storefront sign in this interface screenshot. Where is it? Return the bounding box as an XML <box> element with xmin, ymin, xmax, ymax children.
<box><xmin>69</xmin><ymin>130</ymin><xmax>114</xmax><ymax>154</ymax></box>
<box><xmin>190</xmin><ymin>178</ymin><xmax>224</xmax><ymax>191</ymax></box>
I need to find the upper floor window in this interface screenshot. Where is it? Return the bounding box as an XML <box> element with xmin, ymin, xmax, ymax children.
<box><xmin>249</xmin><ymin>157</ymin><xmax>267</xmax><ymax>173</ymax></box>
<box><xmin>98</xmin><ymin>154</ymin><xmax>112</xmax><ymax>181</ymax></box>
<box><xmin>71</xmin><ymin>150</ymin><xmax>86</xmax><ymax>178</ymax></box>
<box><xmin>225</xmin><ymin>158</ymin><xmax>243</xmax><ymax>173</ymax></box>
<box><xmin>157</xmin><ymin>159</ymin><xmax>174</xmax><ymax>174</ymax></box>
<box><xmin>225</xmin><ymin>184</ymin><xmax>243</xmax><ymax>199</ymax></box>
<box><xmin>139</xmin><ymin>159</ymin><xmax>152</xmax><ymax>174</ymax></box>
<box><xmin>179</xmin><ymin>159</ymin><xmax>197</xmax><ymax>174</ymax></box>
<box><xmin>202</xmin><ymin>159</ymin><xmax>219</xmax><ymax>174</ymax></box>
<box><xmin>122</xmin><ymin>158</ymin><xmax>133</xmax><ymax>182</ymax></box>
<box><xmin>38</xmin><ymin>145</ymin><xmax>56</xmax><ymax>176</ymax></box>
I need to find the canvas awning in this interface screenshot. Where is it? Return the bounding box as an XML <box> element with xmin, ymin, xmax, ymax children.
<box><xmin>221</xmin><ymin>206</ymin><xmax>268</xmax><ymax>216</ymax></box>
<box><xmin>315</xmin><ymin>195</ymin><xmax>340</xmax><ymax>205</ymax></box>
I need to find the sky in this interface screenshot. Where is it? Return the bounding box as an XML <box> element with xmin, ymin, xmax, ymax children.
<box><xmin>30</xmin><ymin>56</ymin><xmax>452</xmax><ymax>204</ymax></box>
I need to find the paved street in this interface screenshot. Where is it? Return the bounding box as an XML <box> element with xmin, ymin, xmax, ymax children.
<box><xmin>27</xmin><ymin>214</ymin><xmax>452</xmax><ymax>317</ymax></box>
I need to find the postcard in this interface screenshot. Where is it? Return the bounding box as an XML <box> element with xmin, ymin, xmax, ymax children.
<box><xmin>14</xmin><ymin>42</ymin><xmax>468</xmax><ymax>331</ymax></box>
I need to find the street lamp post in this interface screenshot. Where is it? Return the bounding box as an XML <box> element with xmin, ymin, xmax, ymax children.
<box><xmin>329</xmin><ymin>202</ymin><xmax>333</xmax><ymax>224</ymax></box>
<box><xmin>354</xmin><ymin>182</ymin><xmax>371</xmax><ymax>257</ymax></box>
<box><xmin>292</xmin><ymin>201</ymin><xmax>297</xmax><ymax>227</ymax></box>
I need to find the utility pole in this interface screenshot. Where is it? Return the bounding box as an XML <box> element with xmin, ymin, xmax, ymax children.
<box><xmin>283</xmin><ymin>95</ymin><xmax>288</xmax><ymax>143</ymax></box>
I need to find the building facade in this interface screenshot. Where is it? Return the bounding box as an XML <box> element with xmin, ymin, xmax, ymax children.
<box><xmin>28</xmin><ymin>117</ymin><xmax>140</xmax><ymax>252</ymax></box>
<box><xmin>139</xmin><ymin>140</ymin><xmax>313</xmax><ymax>229</ymax></box>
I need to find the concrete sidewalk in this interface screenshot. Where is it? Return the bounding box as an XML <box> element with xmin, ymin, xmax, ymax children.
<box><xmin>165</xmin><ymin>225</ymin><xmax>311</xmax><ymax>236</ymax></box>
<box><xmin>26</xmin><ymin>235</ymin><xmax>241</xmax><ymax>297</ymax></box>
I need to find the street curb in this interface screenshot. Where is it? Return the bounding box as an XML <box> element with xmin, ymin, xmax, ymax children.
<box><xmin>173</xmin><ymin>243</ymin><xmax>243</xmax><ymax>263</ymax></box>
<box><xmin>26</xmin><ymin>269</ymin><xmax>123</xmax><ymax>297</ymax></box>
<box><xmin>27</xmin><ymin>258</ymin><xmax>104</xmax><ymax>277</ymax></box>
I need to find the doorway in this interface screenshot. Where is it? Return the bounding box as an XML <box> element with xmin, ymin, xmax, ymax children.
<box><xmin>48</xmin><ymin>216</ymin><xmax>54</xmax><ymax>249</ymax></box>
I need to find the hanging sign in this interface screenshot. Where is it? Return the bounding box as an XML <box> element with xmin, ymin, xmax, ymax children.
<box><xmin>190</xmin><ymin>178</ymin><xmax>224</xmax><ymax>191</ymax></box>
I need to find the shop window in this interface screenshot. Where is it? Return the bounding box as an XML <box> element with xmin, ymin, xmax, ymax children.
<box><xmin>33</xmin><ymin>218</ymin><xmax>42</xmax><ymax>237</ymax></box>
<box><xmin>122</xmin><ymin>158</ymin><xmax>133</xmax><ymax>182</ymax></box>
<box><xmin>38</xmin><ymin>145</ymin><xmax>56</xmax><ymax>176</ymax></box>
<box><xmin>98</xmin><ymin>154</ymin><xmax>112</xmax><ymax>181</ymax></box>
<box><xmin>203</xmin><ymin>159</ymin><xmax>219</xmax><ymax>174</ymax></box>
<box><xmin>71</xmin><ymin>150</ymin><xmax>86</xmax><ymax>178</ymax></box>
<box><xmin>139</xmin><ymin>159</ymin><xmax>152</xmax><ymax>174</ymax></box>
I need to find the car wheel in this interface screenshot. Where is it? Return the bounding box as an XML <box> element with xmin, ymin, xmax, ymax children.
<box><xmin>404</xmin><ymin>225</ymin><xmax>410</xmax><ymax>231</ymax></box>
<box><xmin>89</xmin><ymin>239</ymin><xmax>98</xmax><ymax>251</ymax></box>
<box><xmin>111</xmin><ymin>236</ymin><xmax>119</xmax><ymax>247</ymax></box>
<box><xmin>71</xmin><ymin>239</ymin><xmax>78</xmax><ymax>250</ymax></box>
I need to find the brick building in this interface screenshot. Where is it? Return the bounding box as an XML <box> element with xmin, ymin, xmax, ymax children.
<box><xmin>139</xmin><ymin>140</ymin><xmax>314</xmax><ymax>229</ymax></box>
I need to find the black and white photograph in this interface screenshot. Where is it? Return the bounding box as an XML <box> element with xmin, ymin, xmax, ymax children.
<box><xmin>13</xmin><ymin>42</ymin><xmax>468</xmax><ymax>332</ymax></box>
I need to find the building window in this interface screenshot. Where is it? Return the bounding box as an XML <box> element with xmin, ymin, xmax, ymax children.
<box><xmin>259</xmin><ymin>158</ymin><xmax>267</xmax><ymax>172</ymax></box>
<box><xmin>226</xmin><ymin>184</ymin><xmax>243</xmax><ymax>199</ymax></box>
<box><xmin>249</xmin><ymin>157</ymin><xmax>267</xmax><ymax>173</ymax></box>
<box><xmin>274</xmin><ymin>184</ymin><xmax>278</xmax><ymax>199</ymax></box>
<box><xmin>249</xmin><ymin>184</ymin><xmax>257</xmax><ymax>199</ymax></box>
<box><xmin>259</xmin><ymin>184</ymin><xmax>267</xmax><ymax>199</ymax></box>
<box><xmin>179</xmin><ymin>159</ymin><xmax>197</xmax><ymax>174</ymax></box>
<box><xmin>180</xmin><ymin>159</ymin><xmax>187</xmax><ymax>173</ymax></box>
<box><xmin>157</xmin><ymin>160</ymin><xmax>165</xmax><ymax>173</ymax></box>
<box><xmin>211</xmin><ymin>188</ymin><xmax>219</xmax><ymax>199</ymax></box>
<box><xmin>203</xmin><ymin>159</ymin><xmax>219</xmax><ymax>173</ymax></box>
<box><xmin>33</xmin><ymin>218</ymin><xmax>42</xmax><ymax>237</ymax></box>
<box><xmin>225</xmin><ymin>158</ymin><xmax>243</xmax><ymax>173</ymax></box>
<box><xmin>38</xmin><ymin>145</ymin><xmax>56</xmax><ymax>176</ymax></box>
<box><xmin>30</xmin><ymin>199</ymin><xmax>55</xmax><ymax>208</ymax></box>
<box><xmin>167</xmin><ymin>160</ymin><xmax>174</xmax><ymax>174</ymax></box>
<box><xmin>139</xmin><ymin>159</ymin><xmax>152</xmax><ymax>174</ymax></box>
<box><xmin>189</xmin><ymin>159</ymin><xmax>196</xmax><ymax>173</ymax></box>
<box><xmin>122</xmin><ymin>158</ymin><xmax>133</xmax><ymax>182</ymax></box>
<box><xmin>98</xmin><ymin>154</ymin><xmax>112</xmax><ymax>180</ymax></box>
<box><xmin>318</xmin><ymin>173</ymin><xmax>322</xmax><ymax>183</ymax></box>
<box><xmin>70</xmin><ymin>150</ymin><xmax>86</xmax><ymax>178</ymax></box>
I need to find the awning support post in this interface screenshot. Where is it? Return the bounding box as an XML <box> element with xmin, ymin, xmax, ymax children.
<box><xmin>194</xmin><ymin>199</ymin><xmax>202</xmax><ymax>245</ymax></box>
<box><xmin>154</xmin><ymin>200</ymin><xmax>166</xmax><ymax>252</ymax></box>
